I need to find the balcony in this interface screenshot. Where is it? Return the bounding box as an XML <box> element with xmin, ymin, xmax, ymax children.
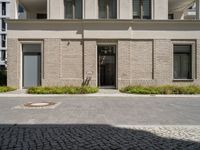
<box><xmin>184</xmin><ymin>8</ymin><xmax>196</xmax><ymax>19</ymax></box>
<box><xmin>18</xmin><ymin>0</ymin><xmax>47</xmax><ymax>19</ymax></box>
<box><xmin>169</xmin><ymin>0</ymin><xmax>197</xmax><ymax>20</ymax></box>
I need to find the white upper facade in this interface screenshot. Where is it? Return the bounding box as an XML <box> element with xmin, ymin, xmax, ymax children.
<box><xmin>0</xmin><ymin>0</ymin><xmax>10</xmax><ymax>66</ymax></box>
<box><xmin>10</xmin><ymin>0</ymin><xmax>200</xmax><ymax>20</ymax></box>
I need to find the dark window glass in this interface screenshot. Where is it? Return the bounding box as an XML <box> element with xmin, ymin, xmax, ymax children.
<box><xmin>168</xmin><ymin>14</ymin><xmax>174</xmax><ymax>19</ymax></box>
<box><xmin>98</xmin><ymin>0</ymin><xmax>117</xmax><ymax>19</ymax></box>
<box><xmin>65</xmin><ymin>0</ymin><xmax>73</xmax><ymax>19</ymax></box>
<box><xmin>1</xmin><ymin>50</ymin><xmax>6</xmax><ymax>61</ymax></box>
<box><xmin>37</xmin><ymin>14</ymin><xmax>47</xmax><ymax>19</ymax></box>
<box><xmin>99</xmin><ymin>0</ymin><xmax>107</xmax><ymax>19</ymax></box>
<box><xmin>143</xmin><ymin>0</ymin><xmax>151</xmax><ymax>19</ymax></box>
<box><xmin>2</xmin><ymin>2</ymin><xmax>6</xmax><ymax>16</ymax></box>
<box><xmin>174</xmin><ymin>45</ymin><xmax>192</xmax><ymax>79</ymax></box>
<box><xmin>133</xmin><ymin>0</ymin><xmax>151</xmax><ymax>19</ymax></box>
<box><xmin>1</xmin><ymin>34</ymin><xmax>6</xmax><ymax>48</ymax></box>
<box><xmin>75</xmin><ymin>0</ymin><xmax>82</xmax><ymax>19</ymax></box>
<box><xmin>2</xmin><ymin>19</ymin><xmax>6</xmax><ymax>31</ymax></box>
<box><xmin>18</xmin><ymin>4</ymin><xmax>24</xmax><ymax>13</ymax></box>
<box><xmin>64</xmin><ymin>0</ymin><xmax>82</xmax><ymax>19</ymax></box>
<box><xmin>133</xmin><ymin>0</ymin><xmax>141</xmax><ymax>19</ymax></box>
<box><xmin>109</xmin><ymin>0</ymin><xmax>117</xmax><ymax>19</ymax></box>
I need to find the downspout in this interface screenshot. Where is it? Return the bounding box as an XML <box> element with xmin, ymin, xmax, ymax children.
<box><xmin>82</xmin><ymin>20</ymin><xmax>85</xmax><ymax>85</ymax></box>
<box><xmin>47</xmin><ymin>0</ymin><xmax>50</xmax><ymax>19</ymax></box>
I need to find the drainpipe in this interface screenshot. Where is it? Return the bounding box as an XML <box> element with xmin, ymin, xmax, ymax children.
<box><xmin>47</xmin><ymin>0</ymin><xmax>50</xmax><ymax>19</ymax></box>
<box><xmin>82</xmin><ymin>20</ymin><xmax>85</xmax><ymax>85</ymax></box>
<box><xmin>197</xmin><ymin>0</ymin><xmax>200</xmax><ymax>19</ymax></box>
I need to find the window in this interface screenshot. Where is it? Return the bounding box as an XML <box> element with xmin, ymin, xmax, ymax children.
<box><xmin>64</xmin><ymin>0</ymin><xmax>82</xmax><ymax>19</ymax></box>
<box><xmin>1</xmin><ymin>19</ymin><xmax>6</xmax><ymax>31</ymax></box>
<box><xmin>174</xmin><ymin>45</ymin><xmax>192</xmax><ymax>79</ymax></box>
<box><xmin>18</xmin><ymin>4</ymin><xmax>24</xmax><ymax>13</ymax></box>
<box><xmin>37</xmin><ymin>14</ymin><xmax>47</xmax><ymax>19</ymax></box>
<box><xmin>168</xmin><ymin>14</ymin><xmax>174</xmax><ymax>19</ymax></box>
<box><xmin>1</xmin><ymin>34</ymin><xmax>6</xmax><ymax>48</ymax></box>
<box><xmin>2</xmin><ymin>2</ymin><xmax>6</xmax><ymax>16</ymax></box>
<box><xmin>1</xmin><ymin>50</ymin><xmax>6</xmax><ymax>61</ymax></box>
<box><xmin>98</xmin><ymin>0</ymin><xmax>117</xmax><ymax>19</ymax></box>
<box><xmin>133</xmin><ymin>0</ymin><xmax>151</xmax><ymax>19</ymax></box>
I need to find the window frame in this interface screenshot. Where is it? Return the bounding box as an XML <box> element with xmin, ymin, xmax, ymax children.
<box><xmin>98</xmin><ymin>0</ymin><xmax>117</xmax><ymax>19</ymax></box>
<box><xmin>173</xmin><ymin>44</ymin><xmax>193</xmax><ymax>80</ymax></box>
<box><xmin>133</xmin><ymin>0</ymin><xmax>152</xmax><ymax>19</ymax></box>
<box><xmin>64</xmin><ymin>0</ymin><xmax>83</xmax><ymax>19</ymax></box>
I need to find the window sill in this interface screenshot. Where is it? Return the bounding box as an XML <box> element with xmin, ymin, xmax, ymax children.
<box><xmin>173</xmin><ymin>79</ymin><xmax>194</xmax><ymax>82</ymax></box>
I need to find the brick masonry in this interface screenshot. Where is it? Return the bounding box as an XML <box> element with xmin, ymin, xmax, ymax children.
<box><xmin>7</xmin><ymin>39</ymin><xmax>20</xmax><ymax>88</ymax></box>
<box><xmin>42</xmin><ymin>39</ymin><xmax>83</xmax><ymax>86</ymax></box>
<box><xmin>7</xmin><ymin>38</ymin><xmax>200</xmax><ymax>89</ymax></box>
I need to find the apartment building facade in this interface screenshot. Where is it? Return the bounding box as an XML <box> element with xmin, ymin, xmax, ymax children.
<box><xmin>7</xmin><ymin>0</ymin><xmax>200</xmax><ymax>89</ymax></box>
<box><xmin>0</xmin><ymin>0</ymin><xmax>10</xmax><ymax>68</ymax></box>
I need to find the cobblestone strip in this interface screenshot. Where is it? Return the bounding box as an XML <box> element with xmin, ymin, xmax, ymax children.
<box><xmin>0</xmin><ymin>125</ymin><xmax>200</xmax><ymax>150</ymax></box>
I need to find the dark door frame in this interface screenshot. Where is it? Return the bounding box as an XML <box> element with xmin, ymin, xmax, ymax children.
<box><xmin>22</xmin><ymin>52</ymin><xmax>41</xmax><ymax>88</ymax></box>
<box><xmin>97</xmin><ymin>45</ymin><xmax>116</xmax><ymax>88</ymax></box>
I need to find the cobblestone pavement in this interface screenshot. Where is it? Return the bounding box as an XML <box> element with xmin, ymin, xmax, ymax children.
<box><xmin>0</xmin><ymin>125</ymin><xmax>200</xmax><ymax>150</ymax></box>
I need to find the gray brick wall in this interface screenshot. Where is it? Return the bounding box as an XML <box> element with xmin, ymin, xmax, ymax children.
<box><xmin>7</xmin><ymin>38</ymin><xmax>200</xmax><ymax>89</ymax></box>
<box><xmin>197</xmin><ymin>39</ymin><xmax>200</xmax><ymax>81</ymax></box>
<box><xmin>84</xmin><ymin>40</ymin><xmax>97</xmax><ymax>86</ymax></box>
<box><xmin>118</xmin><ymin>40</ymin><xmax>131</xmax><ymax>88</ymax></box>
<box><xmin>42</xmin><ymin>39</ymin><xmax>83</xmax><ymax>86</ymax></box>
<box><xmin>154</xmin><ymin>39</ymin><xmax>172</xmax><ymax>85</ymax></box>
<box><xmin>42</xmin><ymin>39</ymin><xmax>60</xmax><ymax>84</ymax></box>
<box><xmin>7</xmin><ymin>39</ymin><xmax>20</xmax><ymax>88</ymax></box>
<box><xmin>131</xmin><ymin>40</ymin><xmax>153</xmax><ymax>80</ymax></box>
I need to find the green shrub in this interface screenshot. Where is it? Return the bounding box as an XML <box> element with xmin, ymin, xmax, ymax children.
<box><xmin>0</xmin><ymin>70</ymin><xmax>7</xmax><ymax>86</ymax></box>
<box><xmin>0</xmin><ymin>86</ymin><xmax>16</xmax><ymax>93</ymax></box>
<box><xmin>120</xmin><ymin>85</ymin><xmax>200</xmax><ymax>95</ymax></box>
<box><xmin>27</xmin><ymin>86</ymin><xmax>99</xmax><ymax>94</ymax></box>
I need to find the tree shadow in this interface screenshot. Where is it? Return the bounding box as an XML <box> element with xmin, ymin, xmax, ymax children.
<box><xmin>0</xmin><ymin>124</ymin><xmax>199</xmax><ymax>150</ymax></box>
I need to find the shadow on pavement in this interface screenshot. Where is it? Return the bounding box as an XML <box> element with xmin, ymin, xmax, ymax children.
<box><xmin>0</xmin><ymin>124</ymin><xmax>199</xmax><ymax>150</ymax></box>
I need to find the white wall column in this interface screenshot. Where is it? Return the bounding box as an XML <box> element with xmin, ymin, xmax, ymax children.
<box><xmin>154</xmin><ymin>0</ymin><xmax>168</xmax><ymax>20</ymax></box>
<box><xmin>47</xmin><ymin>0</ymin><xmax>50</xmax><ymax>19</ymax></box>
<box><xmin>85</xmin><ymin>0</ymin><xmax>98</xmax><ymax>19</ymax></box>
<box><xmin>9</xmin><ymin>0</ymin><xmax>18</xmax><ymax>19</ymax></box>
<box><xmin>48</xmin><ymin>0</ymin><xmax>64</xmax><ymax>19</ymax></box>
<box><xmin>119</xmin><ymin>0</ymin><xmax>132</xmax><ymax>19</ymax></box>
<box><xmin>197</xmin><ymin>0</ymin><xmax>200</xmax><ymax>19</ymax></box>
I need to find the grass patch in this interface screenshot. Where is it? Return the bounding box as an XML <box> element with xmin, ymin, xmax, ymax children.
<box><xmin>0</xmin><ymin>86</ymin><xmax>16</xmax><ymax>93</ymax></box>
<box><xmin>120</xmin><ymin>85</ymin><xmax>200</xmax><ymax>95</ymax></box>
<box><xmin>27</xmin><ymin>86</ymin><xmax>99</xmax><ymax>94</ymax></box>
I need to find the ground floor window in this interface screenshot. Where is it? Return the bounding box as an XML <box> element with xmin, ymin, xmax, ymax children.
<box><xmin>173</xmin><ymin>45</ymin><xmax>192</xmax><ymax>79</ymax></box>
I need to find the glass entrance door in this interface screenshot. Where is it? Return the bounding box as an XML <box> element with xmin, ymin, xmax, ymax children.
<box><xmin>23</xmin><ymin>53</ymin><xmax>41</xmax><ymax>88</ymax></box>
<box><xmin>98</xmin><ymin>45</ymin><xmax>116</xmax><ymax>88</ymax></box>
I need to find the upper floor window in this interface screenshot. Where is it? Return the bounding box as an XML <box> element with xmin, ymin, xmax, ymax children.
<box><xmin>133</xmin><ymin>0</ymin><xmax>151</xmax><ymax>19</ymax></box>
<box><xmin>64</xmin><ymin>0</ymin><xmax>82</xmax><ymax>19</ymax></box>
<box><xmin>1</xmin><ymin>34</ymin><xmax>6</xmax><ymax>48</ymax></box>
<box><xmin>18</xmin><ymin>4</ymin><xmax>25</xmax><ymax>13</ymax></box>
<box><xmin>37</xmin><ymin>14</ymin><xmax>47</xmax><ymax>19</ymax></box>
<box><xmin>1</xmin><ymin>19</ymin><xmax>6</xmax><ymax>31</ymax></box>
<box><xmin>2</xmin><ymin>2</ymin><xmax>6</xmax><ymax>16</ymax></box>
<box><xmin>98</xmin><ymin>0</ymin><xmax>117</xmax><ymax>19</ymax></box>
<box><xmin>1</xmin><ymin>50</ymin><xmax>6</xmax><ymax>61</ymax></box>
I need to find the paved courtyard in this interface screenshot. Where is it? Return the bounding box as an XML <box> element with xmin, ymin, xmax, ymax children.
<box><xmin>0</xmin><ymin>96</ymin><xmax>200</xmax><ymax>149</ymax></box>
